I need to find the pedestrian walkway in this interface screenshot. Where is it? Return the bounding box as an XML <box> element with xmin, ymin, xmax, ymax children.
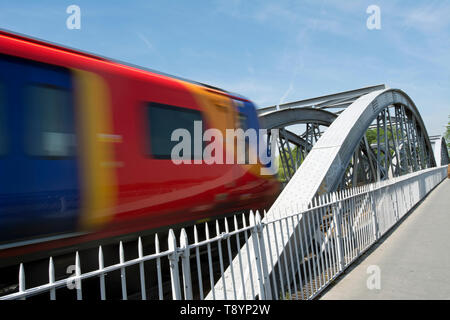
<box><xmin>321</xmin><ymin>179</ymin><xmax>450</xmax><ymax>300</ymax></box>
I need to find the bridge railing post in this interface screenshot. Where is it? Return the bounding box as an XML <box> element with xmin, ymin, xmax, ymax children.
<box><xmin>255</xmin><ymin>211</ymin><xmax>272</xmax><ymax>300</ymax></box>
<box><xmin>369</xmin><ymin>184</ymin><xmax>379</xmax><ymax>241</ymax></box>
<box><xmin>331</xmin><ymin>192</ymin><xmax>346</xmax><ymax>272</ymax></box>
<box><xmin>180</xmin><ymin>228</ymin><xmax>193</xmax><ymax>300</ymax></box>
<box><xmin>168</xmin><ymin>229</ymin><xmax>182</xmax><ymax>300</ymax></box>
<box><xmin>249</xmin><ymin>211</ymin><xmax>267</xmax><ymax>300</ymax></box>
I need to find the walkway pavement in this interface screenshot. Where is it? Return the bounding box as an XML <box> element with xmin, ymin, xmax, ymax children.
<box><xmin>321</xmin><ymin>178</ymin><xmax>450</xmax><ymax>300</ymax></box>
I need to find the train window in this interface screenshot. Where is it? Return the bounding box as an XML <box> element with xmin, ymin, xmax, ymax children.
<box><xmin>0</xmin><ymin>82</ymin><xmax>6</xmax><ymax>155</ymax></box>
<box><xmin>146</xmin><ymin>102</ymin><xmax>204</xmax><ymax>160</ymax></box>
<box><xmin>24</xmin><ymin>85</ymin><xmax>76</xmax><ymax>158</ymax></box>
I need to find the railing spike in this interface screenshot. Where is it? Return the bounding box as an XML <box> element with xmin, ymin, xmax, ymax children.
<box><xmin>49</xmin><ymin>257</ymin><xmax>55</xmax><ymax>300</ymax></box>
<box><xmin>194</xmin><ymin>225</ymin><xmax>199</xmax><ymax>243</ymax></box>
<box><xmin>18</xmin><ymin>263</ymin><xmax>25</xmax><ymax>300</ymax></box>
<box><xmin>224</xmin><ymin>217</ymin><xmax>230</xmax><ymax>233</ymax></box>
<box><xmin>215</xmin><ymin>219</ymin><xmax>221</xmax><ymax>237</ymax></box>
<box><xmin>98</xmin><ymin>246</ymin><xmax>106</xmax><ymax>300</ymax></box>
<box><xmin>75</xmin><ymin>251</ymin><xmax>82</xmax><ymax>300</ymax></box>
<box><xmin>155</xmin><ymin>233</ymin><xmax>160</xmax><ymax>251</ymax></box>
<box><xmin>249</xmin><ymin>210</ymin><xmax>255</xmax><ymax>226</ymax></box>
<box><xmin>138</xmin><ymin>237</ymin><xmax>144</xmax><ymax>257</ymax></box>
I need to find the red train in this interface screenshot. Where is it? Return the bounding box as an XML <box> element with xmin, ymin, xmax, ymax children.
<box><xmin>0</xmin><ymin>30</ymin><xmax>280</xmax><ymax>265</ymax></box>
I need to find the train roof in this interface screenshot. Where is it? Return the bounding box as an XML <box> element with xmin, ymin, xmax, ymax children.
<box><xmin>0</xmin><ymin>29</ymin><xmax>250</xmax><ymax>102</ymax></box>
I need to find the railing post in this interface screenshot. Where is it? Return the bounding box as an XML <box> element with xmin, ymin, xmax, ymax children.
<box><xmin>180</xmin><ymin>228</ymin><xmax>193</xmax><ymax>300</ymax></box>
<box><xmin>168</xmin><ymin>229</ymin><xmax>182</xmax><ymax>300</ymax></box>
<box><xmin>18</xmin><ymin>263</ymin><xmax>25</xmax><ymax>300</ymax></box>
<box><xmin>394</xmin><ymin>182</ymin><xmax>400</xmax><ymax>222</ymax></box>
<box><xmin>138</xmin><ymin>237</ymin><xmax>147</xmax><ymax>300</ymax></box>
<box><xmin>332</xmin><ymin>192</ymin><xmax>345</xmax><ymax>272</ymax></box>
<box><xmin>49</xmin><ymin>257</ymin><xmax>56</xmax><ymax>300</ymax></box>
<box><xmin>249</xmin><ymin>211</ymin><xmax>266</xmax><ymax>300</ymax></box>
<box><xmin>370</xmin><ymin>184</ymin><xmax>379</xmax><ymax>241</ymax></box>
<box><xmin>98</xmin><ymin>246</ymin><xmax>106</xmax><ymax>300</ymax></box>
<box><xmin>255</xmin><ymin>211</ymin><xmax>272</xmax><ymax>299</ymax></box>
<box><xmin>75</xmin><ymin>251</ymin><xmax>83</xmax><ymax>300</ymax></box>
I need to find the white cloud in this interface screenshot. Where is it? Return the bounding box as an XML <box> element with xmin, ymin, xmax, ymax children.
<box><xmin>253</xmin><ymin>3</ymin><xmax>298</xmax><ymax>23</ymax></box>
<box><xmin>400</xmin><ymin>2</ymin><xmax>450</xmax><ymax>33</ymax></box>
<box><xmin>137</xmin><ymin>32</ymin><xmax>153</xmax><ymax>51</ymax></box>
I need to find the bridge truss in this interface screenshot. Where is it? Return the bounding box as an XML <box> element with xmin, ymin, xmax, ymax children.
<box><xmin>260</xmin><ymin>84</ymin><xmax>445</xmax><ymax>190</ymax></box>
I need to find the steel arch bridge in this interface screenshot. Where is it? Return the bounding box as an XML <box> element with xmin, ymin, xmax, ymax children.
<box><xmin>209</xmin><ymin>84</ymin><xmax>449</xmax><ymax>299</ymax></box>
<box><xmin>257</xmin><ymin>85</ymin><xmax>387</xmax><ymax>184</ymax></box>
<box><xmin>260</xmin><ymin>84</ymin><xmax>446</xmax><ymax>194</ymax></box>
<box><xmin>280</xmin><ymin>86</ymin><xmax>438</xmax><ymax>202</ymax></box>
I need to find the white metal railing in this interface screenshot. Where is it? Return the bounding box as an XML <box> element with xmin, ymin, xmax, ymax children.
<box><xmin>0</xmin><ymin>166</ymin><xmax>447</xmax><ymax>300</ymax></box>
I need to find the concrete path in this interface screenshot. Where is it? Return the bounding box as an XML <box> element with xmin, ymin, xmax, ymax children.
<box><xmin>321</xmin><ymin>178</ymin><xmax>450</xmax><ymax>300</ymax></box>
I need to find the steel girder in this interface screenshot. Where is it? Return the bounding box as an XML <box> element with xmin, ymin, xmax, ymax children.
<box><xmin>429</xmin><ymin>135</ymin><xmax>450</xmax><ymax>166</ymax></box>
<box><xmin>259</xmin><ymin>107</ymin><xmax>337</xmax><ymax>129</ymax></box>
<box><xmin>337</xmin><ymin>103</ymin><xmax>434</xmax><ymax>189</ymax></box>
<box><xmin>258</xmin><ymin>86</ymin><xmax>388</xmax><ymax>186</ymax></box>
<box><xmin>257</xmin><ymin>84</ymin><xmax>386</xmax><ymax>115</ymax></box>
<box><xmin>268</xmin><ymin>88</ymin><xmax>436</xmax><ymax>216</ymax></box>
<box><xmin>259</xmin><ymin>108</ymin><xmax>337</xmax><ymax>183</ymax></box>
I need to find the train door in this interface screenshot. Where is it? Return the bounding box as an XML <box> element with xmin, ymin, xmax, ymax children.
<box><xmin>0</xmin><ymin>56</ymin><xmax>80</xmax><ymax>245</ymax></box>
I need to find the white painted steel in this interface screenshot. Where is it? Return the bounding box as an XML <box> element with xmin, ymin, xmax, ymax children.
<box><xmin>75</xmin><ymin>251</ymin><xmax>82</xmax><ymax>300</ymax></box>
<box><xmin>180</xmin><ymin>229</ymin><xmax>193</xmax><ymax>300</ymax></box>
<box><xmin>98</xmin><ymin>246</ymin><xmax>106</xmax><ymax>300</ymax></box>
<box><xmin>430</xmin><ymin>135</ymin><xmax>449</xmax><ymax>166</ymax></box>
<box><xmin>119</xmin><ymin>242</ymin><xmax>127</xmax><ymax>300</ymax></box>
<box><xmin>138</xmin><ymin>237</ymin><xmax>146</xmax><ymax>300</ymax></box>
<box><xmin>48</xmin><ymin>257</ymin><xmax>55</xmax><ymax>300</ymax></box>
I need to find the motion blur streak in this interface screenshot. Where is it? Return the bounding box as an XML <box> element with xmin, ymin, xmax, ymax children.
<box><xmin>73</xmin><ymin>69</ymin><xmax>118</xmax><ymax>231</ymax></box>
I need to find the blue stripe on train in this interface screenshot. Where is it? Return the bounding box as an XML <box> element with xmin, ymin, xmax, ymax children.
<box><xmin>0</xmin><ymin>55</ymin><xmax>80</xmax><ymax>244</ymax></box>
<box><xmin>235</xmin><ymin>99</ymin><xmax>273</xmax><ymax>167</ymax></box>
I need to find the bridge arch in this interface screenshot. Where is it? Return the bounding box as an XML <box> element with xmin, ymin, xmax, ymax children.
<box><xmin>430</xmin><ymin>135</ymin><xmax>449</xmax><ymax>166</ymax></box>
<box><xmin>270</xmin><ymin>88</ymin><xmax>437</xmax><ymax>214</ymax></box>
<box><xmin>259</xmin><ymin>108</ymin><xmax>337</xmax><ymax>183</ymax></box>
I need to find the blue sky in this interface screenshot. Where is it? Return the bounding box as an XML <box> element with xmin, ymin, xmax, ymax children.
<box><xmin>0</xmin><ymin>0</ymin><xmax>449</xmax><ymax>135</ymax></box>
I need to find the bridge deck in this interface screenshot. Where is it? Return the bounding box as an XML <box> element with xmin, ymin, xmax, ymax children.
<box><xmin>321</xmin><ymin>178</ymin><xmax>450</xmax><ymax>300</ymax></box>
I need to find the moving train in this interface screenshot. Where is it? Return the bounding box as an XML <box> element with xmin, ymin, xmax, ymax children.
<box><xmin>0</xmin><ymin>30</ymin><xmax>280</xmax><ymax>264</ymax></box>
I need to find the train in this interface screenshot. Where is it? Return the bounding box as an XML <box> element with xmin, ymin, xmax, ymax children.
<box><xmin>0</xmin><ymin>30</ymin><xmax>280</xmax><ymax>265</ymax></box>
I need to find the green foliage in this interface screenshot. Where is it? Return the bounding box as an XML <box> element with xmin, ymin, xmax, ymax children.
<box><xmin>365</xmin><ymin>128</ymin><xmax>378</xmax><ymax>145</ymax></box>
<box><xmin>277</xmin><ymin>146</ymin><xmax>302</xmax><ymax>182</ymax></box>
<box><xmin>365</xmin><ymin>127</ymin><xmax>397</xmax><ymax>145</ymax></box>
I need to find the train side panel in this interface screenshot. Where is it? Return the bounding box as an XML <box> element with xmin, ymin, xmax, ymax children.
<box><xmin>0</xmin><ymin>31</ymin><xmax>280</xmax><ymax>261</ymax></box>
